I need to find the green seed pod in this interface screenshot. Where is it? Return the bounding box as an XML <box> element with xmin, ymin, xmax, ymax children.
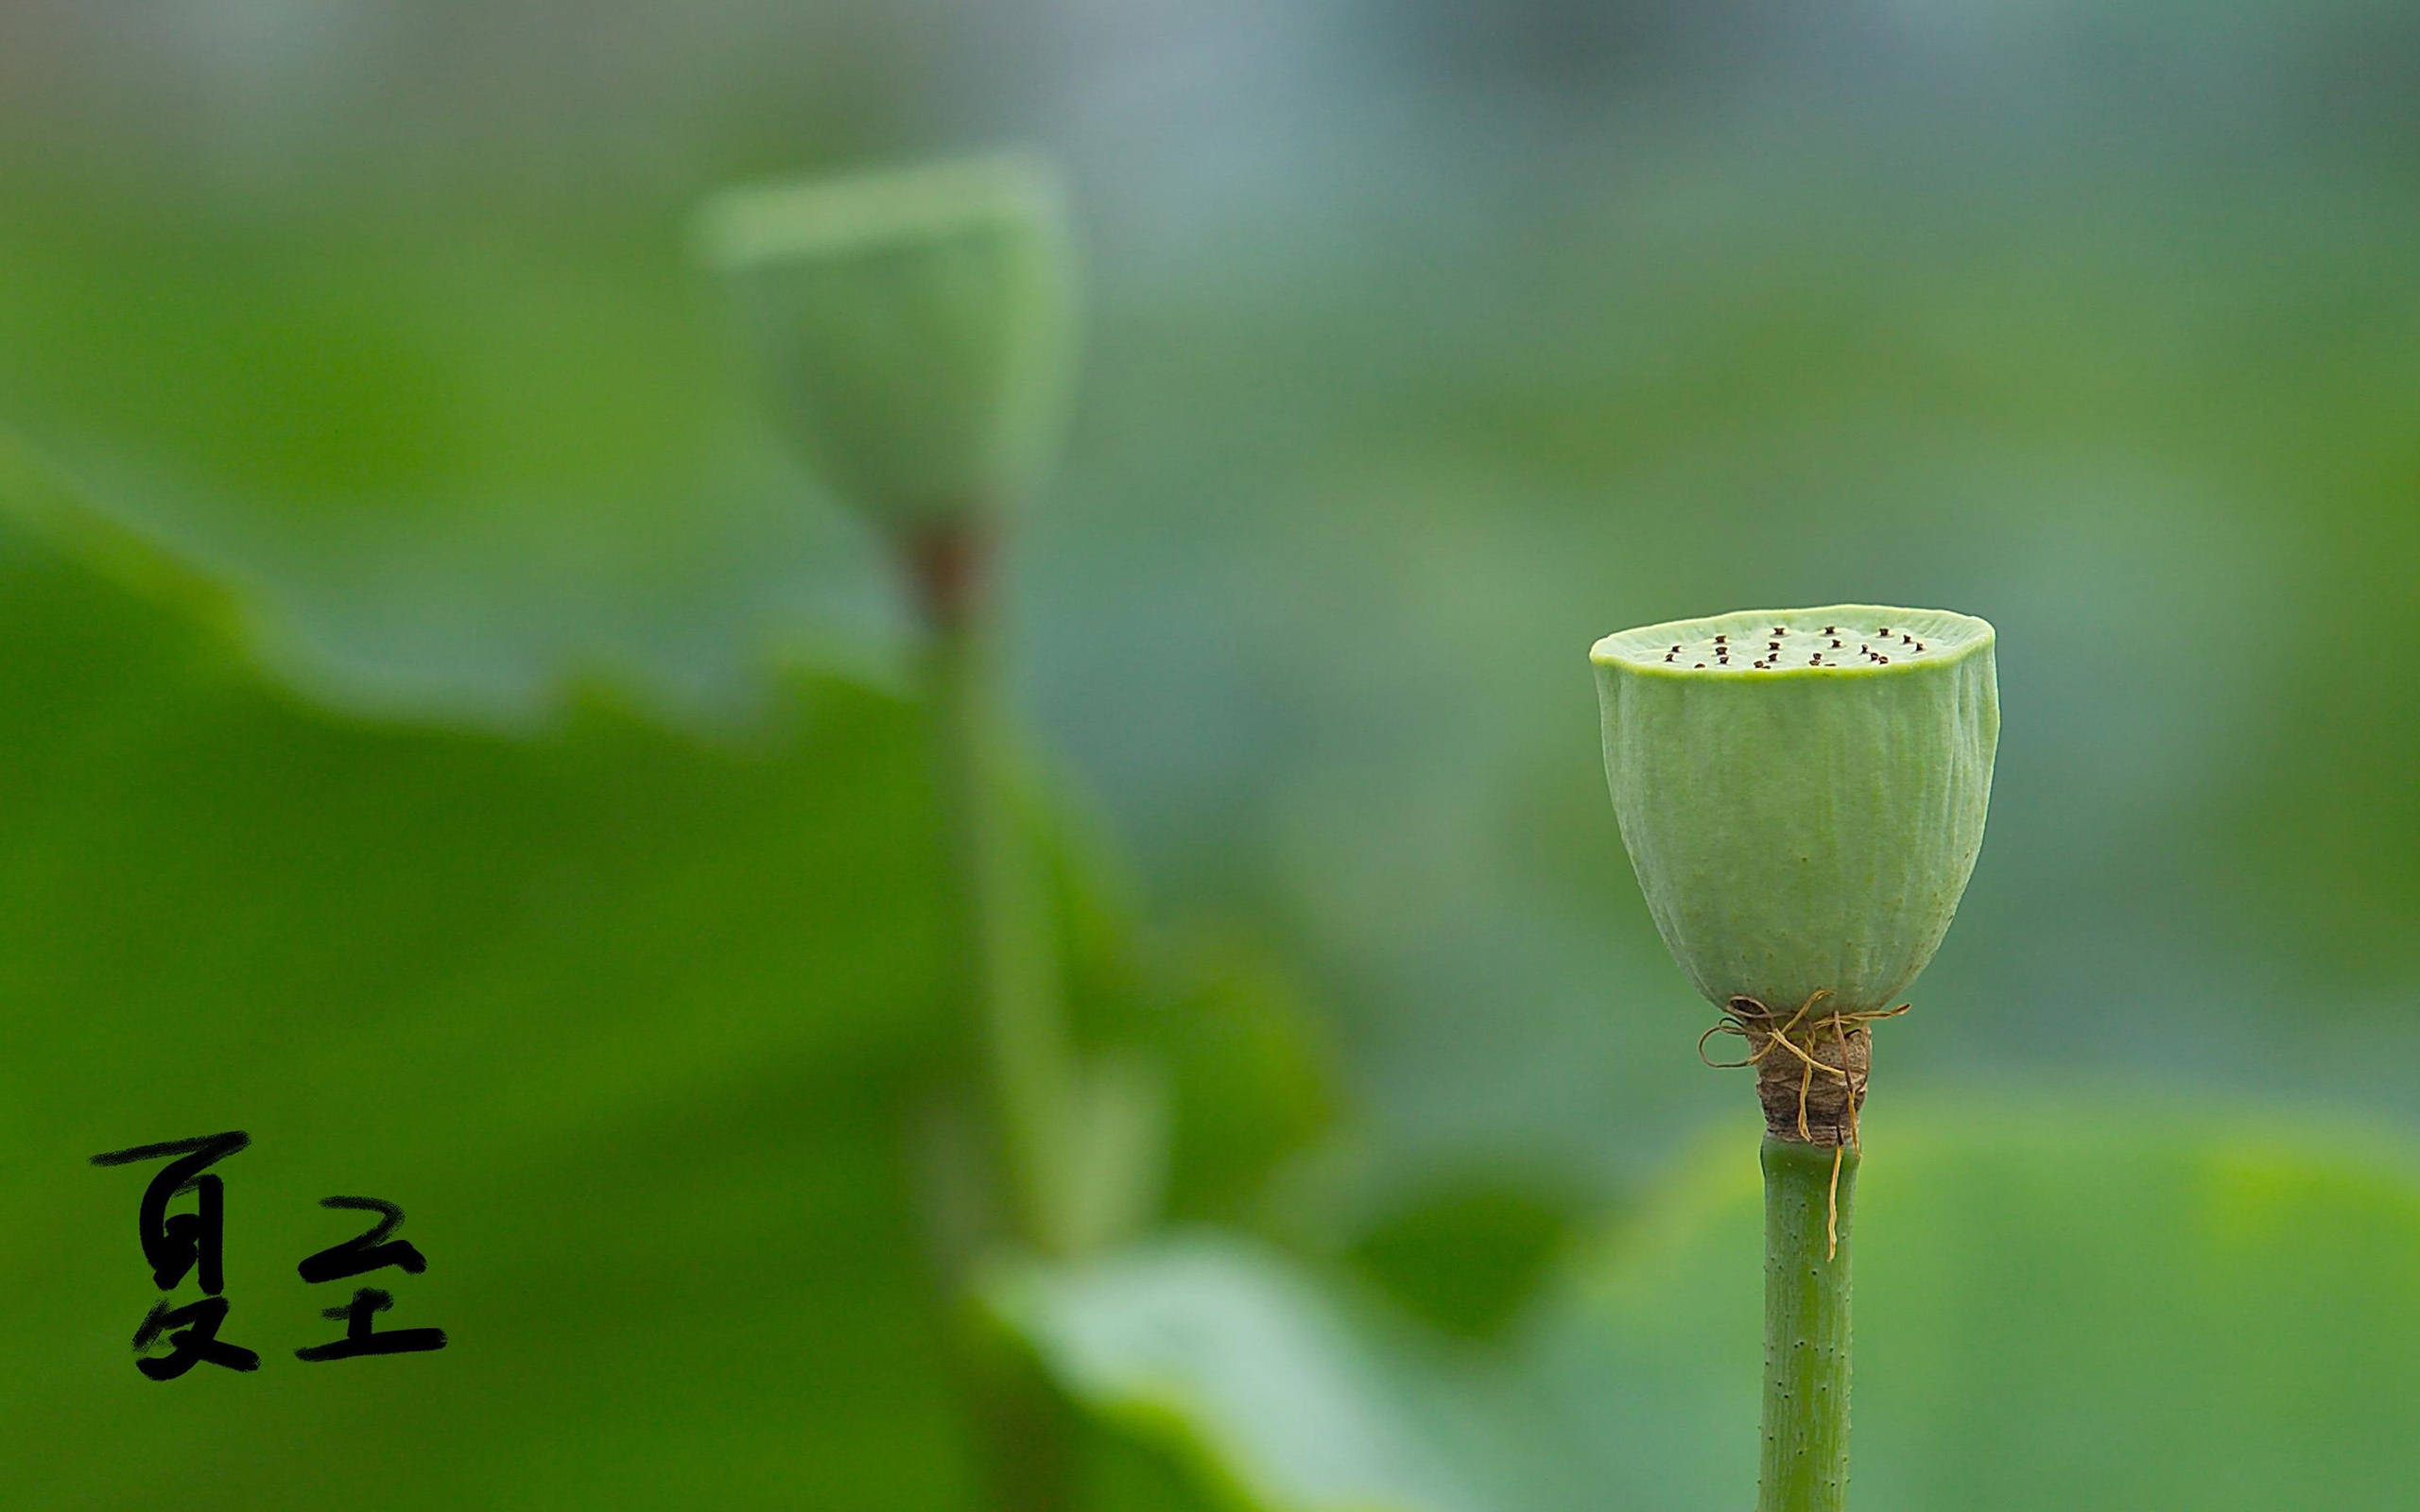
<box><xmin>693</xmin><ymin>152</ymin><xmax>1078</xmax><ymax>530</ymax></box>
<box><xmin>1591</xmin><ymin>605</ymin><xmax>1997</xmax><ymax>1024</ymax></box>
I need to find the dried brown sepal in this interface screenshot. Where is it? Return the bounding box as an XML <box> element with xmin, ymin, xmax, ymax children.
<box><xmin>904</xmin><ymin>517</ymin><xmax>994</xmax><ymax>635</ymax></box>
<box><xmin>1700</xmin><ymin>990</ymin><xmax>1909</xmax><ymax>1148</ymax></box>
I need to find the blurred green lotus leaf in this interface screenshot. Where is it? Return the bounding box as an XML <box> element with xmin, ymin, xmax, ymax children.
<box><xmin>694</xmin><ymin>152</ymin><xmax>1079</xmax><ymax>530</ymax></box>
<box><xmin>1006</xmin><ymin>1108</ymin><xmax>2420</xmax><ymax>1510</ymax></box>
<box><xmin>0</xmin><ymin>438</ymin><xmax>1314</xmax><ymax>1508</ymax></box>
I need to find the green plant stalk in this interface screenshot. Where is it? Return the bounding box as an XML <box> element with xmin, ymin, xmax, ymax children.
<box><xmin>1760</xmin><ymin>1137</ymin><xmax>1858</xmax><ymax>1512</ymax></box>
<box><xmin>917</xmin><ymin>531</ymin><xmax>1085</xmax><ymax>1511</ymax></box>
<box><xmin>921</xmin><ymin>542</ymin><xmax>1083</xmax><ymax>1261</ymax></box>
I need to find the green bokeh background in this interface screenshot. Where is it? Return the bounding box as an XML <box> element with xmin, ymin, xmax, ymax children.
<box><xmin>2</xmin><ymin>2</ymin><xmax>2417</xmax><ymax>1505</ymax></box>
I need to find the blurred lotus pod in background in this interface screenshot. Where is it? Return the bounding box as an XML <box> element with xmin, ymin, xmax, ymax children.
<box><xmin>695</xmin><ymin>152</ymin><xmax>1078</xmax><ymax>530</ymax></box>
<box><xmin>1591</xmin><ymin>605</ymin><xmax>1998</xmax><ymax>1017</ymax></box>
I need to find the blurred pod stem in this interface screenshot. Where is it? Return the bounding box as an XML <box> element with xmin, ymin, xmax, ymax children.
<box><xmin>909</xmin><ymin>518</ymin><xmax>1087</xmax><ymax>1262</ymax></box>
<box><xmin>908</xmin><ymin>517</ymin><xmax>1092</xmax><ymax>1512</ymax></box>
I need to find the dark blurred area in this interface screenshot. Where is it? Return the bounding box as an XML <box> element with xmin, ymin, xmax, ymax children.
<box><xmin>4</xmin><ymin>2</ymin><xmax>2419</xmax><ymax>1506</ymax></box>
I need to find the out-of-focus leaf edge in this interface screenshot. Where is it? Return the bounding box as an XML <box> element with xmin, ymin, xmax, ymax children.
<box><xmin>0</xmin><ymin>424</ymin><xmax>910</xmax><ymax>734</ymax></box>
<box><xmin>974</xmin><ymin>1263</ymin><xmax>1275</xmax><ymax>1512</ymax></box>
<box><xmin>980</xmin><ymin>1245</ymin><xmax>1451</xmax><ymax>1512</ymax></box>
<box><xmin>0</xmin><ymin>426</ymin><xmax>263</xmax><ymax>650</ymax></box>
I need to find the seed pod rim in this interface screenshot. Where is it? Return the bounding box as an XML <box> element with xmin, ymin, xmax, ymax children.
<box><xmin>690</xmin><ymin>150</ymin><xmax>1069</xmax><ymax>276</ymax></box>
<box><xmin>1591</xmin><ymin>602</ymin><xmax>1994</xmax><ymax>681</ymax></box>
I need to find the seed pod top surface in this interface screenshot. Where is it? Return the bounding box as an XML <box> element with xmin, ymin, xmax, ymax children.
<box><xmin>694</xmin><ymin>152</ymin><xmax>1077</xmax><ymax>528</ymax></box>
<box><xmin>1591</xmin><ymin>604</ymin><xmax>1997</xmax><ymax>1016</ymax></box>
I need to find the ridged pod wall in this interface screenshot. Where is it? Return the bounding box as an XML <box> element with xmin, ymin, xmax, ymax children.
<box><xmin>1592</xmin><ymin>604</ymin><xmax>1997</xmax><ymax>1021</ymax></box>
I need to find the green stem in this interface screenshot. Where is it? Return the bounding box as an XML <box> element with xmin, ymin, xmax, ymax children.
<box><xmin>1760</xmin><ymin>1137</ymin><xmax>1858</xmax><ymax>1512</ymax></box>
<box><xmin>920</xmin><ymin>528</ymin><xmax>1082</xmax><ymax>1259</ymax></box>
<box><xmin>911</xmin><ymin>524</ymin><xmax>1085</xmax><ymax>1512</ymax></box>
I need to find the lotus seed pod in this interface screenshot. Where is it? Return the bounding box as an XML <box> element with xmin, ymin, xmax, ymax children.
<box><xmin>1591</xmin><ymin>605</ymin><xmax>1997</xmax><ymax>1021</ymax></box>
<box><xmin>694</xmin><ymin>152</ymin><xmax>1077</xmax><ymax>530</ymax></box>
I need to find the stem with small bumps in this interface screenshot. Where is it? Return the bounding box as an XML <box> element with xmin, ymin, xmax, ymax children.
<box><xmin>1760</xmin><ymin>1137</ymin><xmax>1858</xmax><ymax>1512</ymax></box>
